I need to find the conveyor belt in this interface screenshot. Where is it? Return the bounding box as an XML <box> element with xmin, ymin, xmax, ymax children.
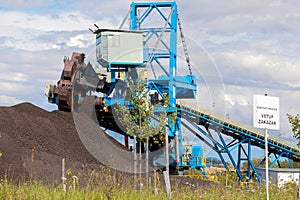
<box><xmin>177</xmin><ymin>103</ymin><xmax>300</xmax><ymax>162</ymax></box>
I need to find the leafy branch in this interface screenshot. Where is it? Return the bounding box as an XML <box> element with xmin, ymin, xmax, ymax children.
<box><xmin>287</xmin><ymin>114</ymin><xmax>300</xmax><ymax>145</ymax></box>
<box><xmin>113</xmin><ymin>79</ymin><xmax>167</xmax><ymax>143</ymax></box>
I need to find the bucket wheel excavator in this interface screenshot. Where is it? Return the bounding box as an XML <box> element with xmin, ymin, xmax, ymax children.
<box><xmin>45</xmin><ymin>52</ymin><xmax>110</xmax><ymax>112</ymax></box>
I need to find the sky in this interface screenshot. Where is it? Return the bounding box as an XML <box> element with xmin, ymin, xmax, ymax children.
<box><xmin>0</xmin><ymin>0</ymin><xmax>299</xmax><ymax>146</ymax></box>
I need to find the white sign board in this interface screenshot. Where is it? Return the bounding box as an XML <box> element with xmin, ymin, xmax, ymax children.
<box><xmin>253</xmin><ymin>94</ymin><xmax>280</xmax><ymax>130</ymax></box>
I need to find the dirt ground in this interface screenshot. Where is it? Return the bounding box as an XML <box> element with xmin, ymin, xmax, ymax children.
<box><xmin>0</xmin><ymin>102</ymin><xmax>212</xmax><ymax>188</ymax></box>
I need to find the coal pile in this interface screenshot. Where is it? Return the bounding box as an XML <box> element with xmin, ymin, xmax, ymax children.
<box><xmin>0</xmin><ymin>102</ymin><xmax>213</xmax><ymax>189</ymax></box>
<box><xmin>0</xmin><ymin>102</ymin><xmax>104</xmax><ymax>182</ymax></box>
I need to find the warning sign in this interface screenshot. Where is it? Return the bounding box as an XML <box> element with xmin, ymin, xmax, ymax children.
<box><xmin>253</xmin><ymin>94</ymin><xmax>280</xmax><ymax>130</ymax></box>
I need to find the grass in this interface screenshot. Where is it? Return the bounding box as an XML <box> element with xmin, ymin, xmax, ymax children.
<box><xmin>0</xmin><ymin>175</ymin><xmax>298</xmax><ymax>200</ymax></box>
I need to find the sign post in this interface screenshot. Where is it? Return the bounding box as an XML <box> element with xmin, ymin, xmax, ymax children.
<box><xmin>264</xmin><ymin>128</ymin><xmax>269</xmax><ymax>200</ymax></box>
<box><xmin>253</xmin><ymin>94</ymin><xmax>279</xmax><ymax>200</ymax></box>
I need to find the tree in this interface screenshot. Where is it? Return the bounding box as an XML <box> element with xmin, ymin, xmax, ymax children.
<box><xmin>113</xmin><ymin>79</ymin><xmax>167</xmax><ymax>188</ymax></box>
<box><xmin>113</xmin><ymin>80</ymin><xmax>166</xmax><ymax>142</ymax></box>
<box><xmin>287</xmin><ymin>114</ymin><xmax>300</xmax><ymax>145</ymax></box>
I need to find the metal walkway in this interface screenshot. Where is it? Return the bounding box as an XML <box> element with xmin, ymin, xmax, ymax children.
<box><xmin>177</xmin><ymin>103</ymin><xmax>300</xmax><ymax>183</ymax></box>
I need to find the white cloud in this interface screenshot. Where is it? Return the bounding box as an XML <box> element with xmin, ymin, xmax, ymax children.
<box><xmin>216</xmin><ymin>51</ymin><xmax>300</xmax><ymax>89</ymax></box>
<box><xmin>0</xmin><ymin>11</ymin><xmax>94</xmax><ymax>32</ymax></box>
<box><xmin>73</xmin><ymin>0</ymin><xmax>128</xmax><ymax>21</ymax></box>
<box><xmin>178</xmin><ymin>0</ymin><xmax>300</xmax><ymax>60</ymax></box>
<box><xmin>0</xmin><ymin>95</ymin><xmax>23</xmax><ymax>105</ymax></box>
<box><xmin>225</xmin><ymin>94</ymin><xmax>249</xmax><ymax>106</ymax></box>
<box><xmin>1</xmin><ymin>32</ymin><xmax>96</xmax><ymax>51</ymax></box>
<box><xmin>0</xmin><ymin>82</ymin><xmax>26</xmax><ymax>93</ymax></box>
<box><xmin>0</xmin><ymin>10</ymin><xmax>114</xmax><ymax>51</ymax></box>
<box><xmin>0</xmin><ymin>72</ymin><xmax>28</xmax><ymax>82</ymax></box>
<box><xmin>0</xmin><ymin>0</ymin><xmax>55</xmax><ymax>9</ymax></box>
<box><xmin>65</xmin><ymin>34</ymin><xmax>95</xmax><ymax>48</ymax></box>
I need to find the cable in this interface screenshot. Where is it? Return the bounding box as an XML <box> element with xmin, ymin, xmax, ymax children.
<box><xmin>177</xmin><ymin>13</ymin><xmax>193</xmax><ymax>76</ymax></box>
<box><xmin>118</xmin><ymin>8</ymin><xmax>131</xmax><ymax>29</ymax></box>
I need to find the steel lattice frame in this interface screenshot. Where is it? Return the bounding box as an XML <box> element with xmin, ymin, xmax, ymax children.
<box><xmin>130</xmin><ymin>2</ymin><xmax>183</xmax><ymax>158</ymax></box>
<box><xmin>180</xmin><ymin>104</ymin><xmax>299</xmax><ymax>183</ymax></box>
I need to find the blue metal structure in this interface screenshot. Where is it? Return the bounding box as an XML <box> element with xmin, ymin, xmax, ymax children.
<box><xmin>129</xmin><ymin>1</ymin><xmax>200</xmax><ymax>172</ymax></box>
<box><xmin>179</xmin><ymin>103</ymin><xmax>300</xmax><ymax>183</ymax></box>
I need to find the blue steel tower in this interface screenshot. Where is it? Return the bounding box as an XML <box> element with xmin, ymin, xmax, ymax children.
<box><xmin>129</xmin><ymin>1</ymin><xmax>197</xmax><ymax>169</ymax></box>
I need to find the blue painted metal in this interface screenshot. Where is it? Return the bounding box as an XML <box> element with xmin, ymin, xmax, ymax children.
<box><xmin>178</xmin><ymin>103</ymin><xmax>300</xmax><ymax>183</ymax></box>
<box><xmin>189</xmin><ymin>122</ymin><xmax>225</xmax><ymax>150</ymax></box>
<box><xmin>237</xmin><ymin>144</ymin><xmax>242</xmax><ymax>172</ymax></box>
<box><xmin>180</xmin><ymin>105</ymin><xmax>299</xmax><ymax>157</ymax></box>
<box><xmin>216</xmin><ymin>128</ymin><xmax>244</xmax><ymax>181</ymax></box>
<box><xmin>229</xmin><ymin>138</ymin><xmax>247</xmax><ymax>152</ymax></box>
<box><xmin>150</xmin><ymin>75</ymin><xmax>196</xmax><ymax>99</ymax></box>
<box><xmin>130</xmin><ymin>0</ymin><xmax>178</xmax><ymax>118</ymax></box>
<box><xmin>247</xmin><ymin>140</ymin><xmax>251</xmax><ymax>182</ymax></box>
<box><xmin>130</xmin><ymin>1</ymin><xmax>186</xmax><ymax>164</ymax></box>
<box><xmin>257</xmin><ymin>153</ymin><xmax>270</xmax><ymax>168</ymax></box>
<box><xmin>273</xmin><ymin>154</ymin><xmax>282</xmax><ymax>168</ymax></box>
<box><xmin>180</xmin><ymin>145</ymin><xmax>205</xmax><ymax>171</ymax></box>
<box><xmin>269</xmin><ymin>152</ymin><xmax>283</xmax><ymax>168</ymax></box>
<box><xmin>288</xmin><ymin>156</ymin><xmax>293</xmax><ymax>168</ymax></box>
